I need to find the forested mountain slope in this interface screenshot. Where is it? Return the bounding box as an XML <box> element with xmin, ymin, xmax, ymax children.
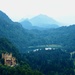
<box><xmin>0</xmin><ymin>11</ymin><xmax>75</xmax><ymax>53</ymax></box>
<box><xmin>0</xmin><ymin>38</ymin><xmax>43</xmax><ymax>75</ymax></box>
<box><xmin>0</xmin><ymin>11</ymin><xmax>75</xmax><ymax>75</ymax></box>
<box><xmin>0</xmin><ymin>11</ymin><xmax>33</xmax><ymax>52</ymax></box>
<box><xmin>28</xmin><ymin>25</ymin><xmax>75</xmax><ymax>52</ymax></box>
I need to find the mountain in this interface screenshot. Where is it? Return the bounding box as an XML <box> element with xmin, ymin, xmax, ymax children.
<box><xmin>29</xmin><ymin>14</ymin><xmax>60</xmax><ymax>28</ymax></box>
<box><xmin>0</xmin><ymin>38</ymin><xmax>43</xmax><ymax>75</ymax></box>
<box><xmin>20</xmin><ymin>19</ymin><xmax>42</xmax><ymax>30</ymax></box>
<box><xmin>20</xmin><ymin>19</ymin><xmax>46</xmax><ymax>30</ymax></box>
<box><xmin>0</xmin><ymin>10</ymin><xmax>43</xmax><ymax>74</ymax></box>
<box><xmin>20</xmin><ymin>19</ymin><xmax>33</xmax><ymax>29</ymax></box>
<box><xmin>0</xmin><ymin>11</ymin><xmax>33</xmax><ymax>53</ymax></box>
<box><xmin>20</xmin><ymin>14</ymin><xmax>61</xmax><ymax>30</ymax></box>
<box><xmin>0</xmin><ymin>11</ymin><xmax>75</xmax><ymax>75</ymax></box>
<box><xmin>0</xmin><ymin>11</ymin><xmax>13</xmax><ymax>23</ymax></box>
<box><xmin>0</xmin><ymin>10</ymin><xmax>75</xmax><ymax>53</ymax></box>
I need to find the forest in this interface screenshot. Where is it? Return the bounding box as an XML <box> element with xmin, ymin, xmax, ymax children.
<box><xmin>0</xmin><ymin>11</ymin><xmax>75</xmax><ymax>75</ymax></box>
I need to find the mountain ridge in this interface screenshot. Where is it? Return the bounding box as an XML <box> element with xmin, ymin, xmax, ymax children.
<box><xmin>29</xmin><ymin>14</ymin><xmax>60</xmax><ymax>27</ymax></box>
<box><xmin>0</xmin><ymin>10</ymin><xmax>75</xmax><ymax>53</ymax></box>
<box><xmin>20</xmin><ymin>14</ymin><xmax>61</xmax><ymax>29</ymax></box>
<box><xmin>0</xmin><ymin>11</ymin><xmax>13</xmax><ymax>23</ymax></box>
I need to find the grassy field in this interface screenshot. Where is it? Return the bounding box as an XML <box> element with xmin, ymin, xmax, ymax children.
<box><xmin>28</xmin><ymin>44</ymin><xmax>62</xmax><ymax>49</ymax></box>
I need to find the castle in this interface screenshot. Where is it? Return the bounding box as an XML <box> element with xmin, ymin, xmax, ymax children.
<box><xmin>2</xmin><ymin>53</ymin><xmax>16</xmax><ymax>66</ymax></box>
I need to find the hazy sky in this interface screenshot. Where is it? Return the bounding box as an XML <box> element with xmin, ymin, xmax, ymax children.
<box><xmin>0</xmin><ymin>0</ymin><xmax>75</xmax><ymax>25</ymax></box>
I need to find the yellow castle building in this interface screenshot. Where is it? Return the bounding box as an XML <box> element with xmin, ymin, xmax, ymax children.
<box><xmin>2</xmin><ymin>53</ymin><xmax>16</xmax><ymax>66</ymax></box>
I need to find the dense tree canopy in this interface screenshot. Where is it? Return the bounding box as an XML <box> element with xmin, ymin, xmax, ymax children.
<box><xmin>0</xmin><ymin>11</ymin><xmax>75</xmax><ymax>75</ymax></box>
<box><xmin>23</xmin><ymin>49</ymin><xmax>75</xmax><ymax>75</ymax></box>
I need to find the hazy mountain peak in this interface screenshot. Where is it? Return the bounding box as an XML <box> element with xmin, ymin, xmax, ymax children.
<box><xmin>29</xmin><ymin>14</ymin><xmax>60</xmax><ymax>28</ymax></box>
<box><xmin>37</xmin><ymin>14</ymin><xmax>48</xmax><ymax>17</ymax></box>
<box><xmin>31</xmin><ymin>14</ymin><xmax>52</xmax><ymax>19</ymax></box>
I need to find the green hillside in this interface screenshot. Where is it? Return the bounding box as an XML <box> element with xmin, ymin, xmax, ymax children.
<box><xmin>0</xmin><ymin>11</ymin><xmax>75</xmax><ymax>75</ymax></box>
<box><xmin>0</xmin><ymin>38</ymin><xmax>43</xmax><ymax>75</ymax></box>
<box><xmin>0</xmin><ymin>11</ymin><xmax>75</xmax><ymax>53</ymax></box>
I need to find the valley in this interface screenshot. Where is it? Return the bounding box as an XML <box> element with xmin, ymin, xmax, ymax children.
<box><xmin>0</xmin><ymin>10</ymin><xmax>75</xmax><ymax>75</ymax></box>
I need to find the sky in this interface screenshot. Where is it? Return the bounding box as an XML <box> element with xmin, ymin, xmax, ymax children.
<box><xmin>0</xmin><ymin>0</ymin><xmax>75</xmax><ymax>25</ymax></box>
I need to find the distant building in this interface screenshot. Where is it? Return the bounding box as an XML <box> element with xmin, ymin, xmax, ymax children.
<box><xmin>2</xmin><ymin>53</ymin><xmax>16</xmax><ymax>67</ymax></box>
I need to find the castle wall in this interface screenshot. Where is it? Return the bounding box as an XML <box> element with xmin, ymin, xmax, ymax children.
<box><xmin>2</xmin><ymin>53</ymin><xmax>16</xmax><ymax>66</ymax></box>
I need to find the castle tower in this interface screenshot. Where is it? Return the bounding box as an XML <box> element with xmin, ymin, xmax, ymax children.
<box><xmin>2</xmin><ymin>53</ymin><xmax>16</xmax><ymax>66</ymax></box>
<box><xmin>12</xmin><ymin>57</ymin><xmax>16</xmax><ymax>66</ymax></box>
